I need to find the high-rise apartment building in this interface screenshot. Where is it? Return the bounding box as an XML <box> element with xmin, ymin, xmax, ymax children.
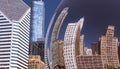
<box><xmin>98</xmin><ymin>25</ymin><xmax>119</xmax><ymax>67</ymax></box>
<box><xmin>0</xmin><ymin>0</ymin><xmax>30</xmax><ymax>69</ymax></box>
<box><xmin>76</xmin><ymin>55</ymin><xmax>105</xmax><ymax>69</ymax></box>
<box><xmin>29</xmin><ymin>0</ymin><xmax>45</xmax><ymax>62</ymax></box>
<box><xmin>63</xmin><ymin>17</ymin><xmax>84</xmax><ymax>69</ymax></box>
<box><xmin>28</xmin><ymin>55</ymin><xmax>46</xmax><ymax>69</ymax></box>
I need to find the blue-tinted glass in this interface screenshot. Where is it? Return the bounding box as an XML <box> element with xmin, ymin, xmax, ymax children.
<box><xmin>31</xmin><ymin>1</ymin><xmax>45</xmax><ymax>41</ymax></box>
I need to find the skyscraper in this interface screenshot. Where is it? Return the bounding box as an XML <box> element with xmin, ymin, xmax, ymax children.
<box><xmin>31</xmin><ymin>0</ymin><xmax>45</xmax><ymax>41</ymax></box>
<box><xmin>29</xmin><ymin>0</ymin><xmax>45</xmax><ymax>62</ymax></box>
<box><xmin>0</xmin><ymin>0</ymin><xmax>30</xmax><ymax>69</ymax></box>
<box><xmin>98</xmin><ymin>25</ymin><xmax>119</xmax><ymax>67</ymax></box>
<box><xmin>63</xmin><ymin>17</ymin><xmax>84</xmax><ymax>69</ymax></box>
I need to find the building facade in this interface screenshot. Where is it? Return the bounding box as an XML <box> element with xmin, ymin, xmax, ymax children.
<box><xmin>76</xmin><ymin>55</ymin><xmax>105</xmax><ymax>69</ymax></box>
<box><xmin>118</xmin><ymin>44</ymin><xmax>120</xmax><ymax>64</ymax></box>
<box><xmin>28</xmin><ymin>55</ymin><xmax>46</xmax><ymax>69</ymax></box>
<box><xmin>0</xmin><ymin>0</ymin><xmax>30</xmax><ymax>69</ymax></box>
<box><xmin>31</xmin><ymin>0</ymin><xmax>45</xmax><ymax>41</ymax></box>
<box><xmin>98</xmin><ymin>25</ymin><xmax>119</xmax><ymax>67</ymax></box>
<box><xmin>63</xmin><ymin>17</ymin><xmax>84</xmax><ymax>69</ymax></box>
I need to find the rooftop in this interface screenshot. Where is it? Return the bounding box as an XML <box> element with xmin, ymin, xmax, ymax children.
<box><xmin>0</xmin><ymin>0</ymin><xmax>29</xmax><ymax>21</ymax></box>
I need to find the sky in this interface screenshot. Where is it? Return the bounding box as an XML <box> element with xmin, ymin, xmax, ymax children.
<box><xmin>55</xmin><ymin>0</ymin><xmax>120</xmax><ymax>47</ymax></box>
<box><xmin>23</xmin><ymin>0</ymin><xmax>61</xmax><ymax>37</ymax></box>
<box><xmin>24</xmin><ymin>0</ymin><xmax>120</xmax><ymax>48</ymax></box>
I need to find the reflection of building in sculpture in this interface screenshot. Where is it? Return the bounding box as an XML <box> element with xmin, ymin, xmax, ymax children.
<box><xmin>63</xmin><ymin>17</ymin><xmax>84</xmax><ymax>69</ymax></box>
<box><xmin>52</xmin><ymin>39</ymin><xmax>65</xmax><ymax>69</ymax></box>
<box><xmin>79</xmin><ymin>35</ymin><xmax>85</xmax><ymax>56</ymax></box>
<box><xmin>86</xmin><ymin>48</ymin><xmax>92</xmax><ymax>55</ymax></box>
<box><xmin>58</xmin><ymin>40</ymin><xmax>65</xmax><ymax>66</ymax></box>
<box><xmin>84</xmin><ymin>47</ymin><xmax>92</xmax><ymax>55</ymax></box>
<box><xmin>91</xmin><ymin>43</ymin><xmax>98</xmax><ymax>55</ymax></box>
<box><xmin>98</xmin><ymin>25</ymin><xmax>119</xmax><ymax>67</ymax></box>
<box><xmin>0</xmin><ymin>0</ymin><xmax>30</xmax><ymax>68</ymax></box>
<box><xmin>118</xmin><ymin>44</ymin><xmax>120</xmax><ymax>64</ymax></box>
<box><xmin>45</xmin><ymin>12</ymin><xmax>57</xmax><ymax>69</ymax></box>
<box><xmin>84</xmin><ymin>47</ymin><xmax>88</xmax><ymax>55</ymax></box>
<box><xmin>28</xmin><ymin>55</ymin><xmax>46</xmax><ymax>69</ymax></box>
<box><xmin>46</xmin><ymin>48</ymin><xmax>52</xmax><ymax>69</ymax></box>
<box><xmin>50</xmin><ymin>7</ymin><xmax>69</xmax><ymax>68</ymax></box>
<box><xmin>76</xmin><ymin>55</ymin><xmax>105</xmax><ymax>69</ymax></box>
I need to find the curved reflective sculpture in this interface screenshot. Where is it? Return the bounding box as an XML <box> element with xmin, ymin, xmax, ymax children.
<box><xmin>45</xmin><ymin>0</ymin><xmax>120</xmax><ymax>69</ymax></box>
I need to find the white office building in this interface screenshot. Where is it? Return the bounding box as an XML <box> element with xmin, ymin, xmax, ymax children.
<box><xmin>63</xmin><ymin>17</ymin><xmax>84</xmax><ymax>69</ymax></box>
<box><xmin>0</xmin><ymin>0</ymin><xmax>30</xmax><ymax>69</ymax></box>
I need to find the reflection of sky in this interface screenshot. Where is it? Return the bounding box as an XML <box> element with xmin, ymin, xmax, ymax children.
<box><xmin>48</xmin><ymin>0</ymin><xmax>120</xmax><ymax>48</ymax></box>
<box><xmin>24</xmin><ymin>0</ymin><xmax>120</xmax><ymax>48</ymax></box>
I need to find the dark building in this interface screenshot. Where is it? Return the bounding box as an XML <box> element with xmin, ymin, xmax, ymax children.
<box><xmin>91</xmin><ymin>43</ymin><xmax>98</xmax><ymax>55</ymax></box>
<box><xmin>29</xmin><ymin>40</ymin><xmax>45</xmax><ymax>62</ymax></box>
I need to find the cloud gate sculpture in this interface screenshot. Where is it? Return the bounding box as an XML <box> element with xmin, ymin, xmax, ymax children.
<box><xmin>45</xmin><ymin>0</ymin><xmax>120</xmax><ymax>69</ymax></box>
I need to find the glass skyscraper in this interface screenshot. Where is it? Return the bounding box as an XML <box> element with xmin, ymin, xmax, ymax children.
<box><xmin>31</xmin><ymin>0</ymin><xmax>45</xmax><ymax>41</ymax></box>
<box><xmin>29</xmin><ymin>0</ymin><xmax>45</xmax><ymax>63</ymax></box>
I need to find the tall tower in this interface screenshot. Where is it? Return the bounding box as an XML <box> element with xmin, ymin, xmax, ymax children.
<box><xmin>29</xmin><ymin>0</ymin><xmax>45</xmax><ymax>62</ymax></box>
<box><xmin>31</xmin><ymin>0</ymin><xmax>45</xmax><ymax>41</ymax></box>
<box><xmin>63</xmin><ymin>17</ymin><xmax>84</xmax><ymax>69</ymax></box>
<box><xmin>98</xmin><ymin>25</ymin><xmax>119</xmax><ymax>67</ymax></box>
<box><xmin>0</xmin><ymin>0</ymin><xmax>30</xmax><ymax>69</ymax></box>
